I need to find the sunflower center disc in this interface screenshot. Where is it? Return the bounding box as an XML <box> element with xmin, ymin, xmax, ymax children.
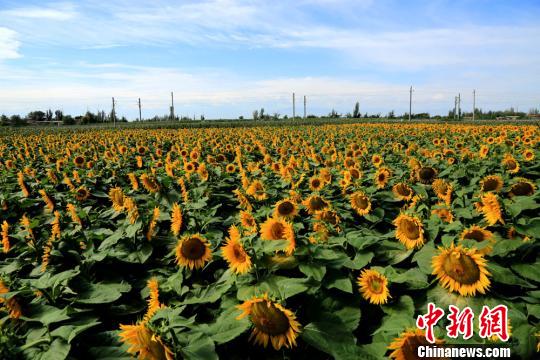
<box><xmin>402</xmin><ymin>219</ymin><xmax>420</xmax><ymax>240</ymax></box>
<box><xmin>278</xmin><ymin>202</ymin><xmax>294</xmax><ymax>216</ymax></box>
<box><xmin>512</xmin><ymin>182</ymin><xmax>533</xmax><ymax>196</ymax></box>
<box><xmin>181</xmin><ymin>238</ymin><xmax>206</xmax><ymax>260</ymax></box>
<box><xmin>251</xmin><ymin>301</ymin><xmax>290</xmax><ymax>336</ymax></box>
<box><xmin>463</xmin><ymin>230</ymin><xmax>486</xmax><ymax>242</ymax></box>
<box><xmin>443</xmin><ymin>252</ymin><xmax>480</xmax><ymax>285</ymax></box>
<box><xmin>270</xmin><ymin>222</ymin><xmax>285</xmax><ymax>239</ymax></box>
<box><xmin>403</xmin><ymin>336</ymin><xmax>431</xmax><ymax>360</ymax></box>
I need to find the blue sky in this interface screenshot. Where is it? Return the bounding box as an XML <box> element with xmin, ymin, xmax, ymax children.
<box><xmin>0</xmin><ymin>0</ymin><xmax>539</xmax><ymax>119</ymax></box>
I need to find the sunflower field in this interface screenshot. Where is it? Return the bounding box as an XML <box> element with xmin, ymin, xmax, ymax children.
<box><xmin>0</xmin><ymin>123</ymin><xmax>539</xmax><ymax>359</ymax></box>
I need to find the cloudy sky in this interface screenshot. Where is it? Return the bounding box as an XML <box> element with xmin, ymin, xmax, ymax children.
<box><xmin>0</xmin><ymin>0</ymin><xmax>539</xmax><ymax>119</ymax></box>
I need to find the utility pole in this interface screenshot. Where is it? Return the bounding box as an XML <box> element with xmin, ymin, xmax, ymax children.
<box><xmin>458</xmin><ymin>93</ymin><xmax>461</xmax><ymax>121</ymax></box>
<box><xmin>138</xmin><ymin>98</ymin><xmax>142</xmax><ymax>122</ymax></box>
<box><xmin>170</xmin><ymin>92</ymin><xmax>175</xmax><ymax>120</ymax></box>
<box><xmin>303</xmin><ymin>95</ymin><xmax>306</xmax><ymax>119</ymax></box>
<box><xmin>111</xmin><ymin>97</ymin><xmax>116</xmax><ymax>127</ymax></box>
<box><xmin>409</xmin><ymin>86</ymin><xmax>413</xmax><ymax>121</ymax></box>
<box><xmin>472</xmin><ymin>89</ymin><xmax>476</xmax><ymax>121</ymax></box>
<box><xmin>454</xmin><ymin>96</ymin><xmax>457</xmax><ymax>120</ymax></box>
<box><xmin>292</xmin><ymin>92</ymin><xmax>296</xmax><ymax>120</ymax></box>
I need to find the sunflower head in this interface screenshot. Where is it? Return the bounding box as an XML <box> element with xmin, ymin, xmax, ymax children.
<box><xmin>73</xmin><ymin>155</ymin><xmax>85</xmax><ymax>168</ymax></box>
<box><xmin>222</xmin><ymin>225</ymin><xmax>252</xmax><ymax>274</ymax></box>
<box><xmin>392</xmin><ymin>183</ymin><xmax>414</xmax><ymax>201</ymax></box>
<box><xmin>175</xmin><ymin>234</ymin><xmax>212</xmax><ymax>270</ymax></box>
<box><xmin>432</xmin><ymin>244</ymin><xmax>490</xmax><ymax>296</ymax></box>
<box><xmin>394</xmin><ymin>214</ymin><xmax>425</xmax><ymax>249</ymax></box>
<box><xmin>74</xmin><ymin>187</ymin><xmax>90</xmax><ymax>201</ymax></box>
<box><xmin>477</xmin><ymin>192</ymin><xmax>504</xmax><ymax>225</ymax></box>
<box><xmin>431</xmin><ymin>206</ymin><xmax>454</xmax><ymax>223</ymax></box>
<box><xmin>375</xmin><ymin>167</ymin><xmax>391</xmax><ymax>189</ymax></box>
<box><xmin>309</xmin><ymin>176</ymin><xmax>324</xmax><ymax>191</ymax></box>
<box><xmin>480</xmin><ymin>175</ymin><xmax>503</xmax><ymax>193</ymax></box>
<box><xmin>357</xmin><ymin>269</ymin><xmax>390</xmax><ymax>305</ymax></box>
<box><xmin>302</xmin><ymin>195</ymin><xmax>329</xmax><ymax>214</ymax></box>
<box><xmin>389</xmin><ymin>328</ymin><xmax>444</xmax><ymax>360</ymax></box>
<box><xmin>236</xmin><ymin>294</ymin><xmax>301</xmax><ymax>350</ymax></box>
<box><xmin>119</xmin><ymin>323</ymin><xmax>174</xmax><ymax>360</ymax></box>
<box><xmin>273</xmin><ymin>199</ymin><xmax>298</xmax><ymax>219</ymax></box>
<box><xmin>416</xmin><ymin>166</ymin><xmax>437</xmax><ymax>184</ymax></box>
<box><xmin>502</xmin><ymin>156</ymin><xmax>520</xmax><ymax>173</ymax></box>
<box><xmin>226</xmin><ymin>163</ymin><xmax>236</xmax><ymax>173</ymax></box>
<box><xmin>460</xmin><ymin>225</ymin><xmax>494</xmax><ymax>254</ymax></box>
<box><xmin>260</xmin><ymin>218</ymin><xmax>295</xmax><ymax>255</ymax></box>
<box><xmin>523</xmin><ymin>148</ymin><xmax>535</xmax><ymax>162</ymax></box>
<box><xmin>246</xmin><ymin>180</ymin><xmax>267</xmax><ymax>201</ymax></box>
<box><xmin>350</xmin><ymin>191</ymin><xmax>372</xmax><ymax>216</ymax></box>
<box><xmin>509</xmin><ymin>178</ymin><xmax>536</xmax><ymax>197</ymax></box>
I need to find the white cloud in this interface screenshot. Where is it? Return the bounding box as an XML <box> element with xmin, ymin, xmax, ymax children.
<box><xmin>0</xmin><ymin>27</ymin><xmax>21</xmax><ymax>60</ymax></box>
<box><xmin>0</xmin><ymin>2</ymin><xmax>77</xmax><ymax>20</ymax></box>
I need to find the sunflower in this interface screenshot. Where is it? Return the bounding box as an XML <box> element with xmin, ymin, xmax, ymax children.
<box><xmin>0</xmin><ymin>280</ymin><xmax>22</xmax><ymax>319</ymax></box>
<box><xmin>246</xmin><ymin>180</ymin><xmax>268</xmax><ymax>201</ymax></box>
<box><xmin>128</xmin><ymin>173</ymin><xmax>139</xmax><ymax>190</ymax></box>
<box><xmin>302</xmin><ymin>195</ymin><xmax>329</xmax><ymax>214</ymax></box>
<box><xmin>372</xmin><ymin>154</ymin><xmax>383</xmax><ymax>168</ymax></box>
<box><xmin>394</xmin><ymin>214</ymin><xmax>425</xmax><ymax>249</ymax></box>
<box><xmin>109</xmin><ymin>187</ymin><xmax>125</xmax><ymax>211</ymax></box>
<box><xmin>480</xmin><ymin>175</ymin><xmax>503</xmax><ymax>193</ymax></box>
<box><xmin>119</xmin><ymin>323</ymin><xmax>173</xmax><ymax>360</ymax></box>
<box><xmin>226</xmin><ymin>163</ymin><xmax>236</xmax><ymax>173</ymax></box>
<box><xmin>460</xmin><ymin>225</ymin><xmax>494</xmax><ymax>254</ymax></box>
<box><xmin>314</xmin><ymin>209</ymin><xmax>340</xmax><ymax>228</ymax></box>
<box><xmin>432</xmin><ymin>244</ymin><xmax>490</xmax><ymax>296</ymax></box>
<box><xmin>73</xmin><ymin>155</ymin><xmax>85</xmax><ymax>168</ymax></box>
<box><xmin>388</xmin><ymin>328</ymin><xmax>444</xmax><ymax>360</ymax></box>
<box><xmin>350</xmin><ymin>191</ymin><xmax>372</xmax><ymax>216</ymax></box>
<box><xmin>1</xmin><ymin>221</ymin><xmax>10</xmax><ymax>253</ymax></box>
<box><xmin>375</xmin><ymin>167</ymin><xmax>391</xmax><ymax>189</ymax></box>
<box><xmin>308</xmin><ymin>176</ymin><xmax>325</xmax><ymax>191</ymax></box>
<box><xmin>431</xmin><ymin>206</ymin><xmax>454</xmax><ymax>223</ymax></box>
<box><xmin>309</xmin><ymin>221</ymin><xmax>330</xmax><ymax>243</ymax></box>
<box><xmin>221</xmin><ymin>225</ymin><xmax>252</xmax><ymax>274</ymax></box>
<box><xmin>146</xmin><ymin>207</ymin><xmax>160</xmax><ymax>241</ymax></box>
<box><xmin>416</xmin><ymin>166</ymin><xmax>437</xmax><ymax>184</ymax></box>
<box><xmin>431</xmin><ymin>179</ymin><xmax>452</xmax><ymax>205</ymax></box>
<box><xmin>39</xmin><ymin>189</ymin><xmax>55</xmax><ymax>212</ymax></box>
<box><xmin>392</xmin><ymin>183</ymin><xmax>414</xmax><ymax>201</ymax></box>
<box><xmin>273</xmin><ymin>199</ymin><xmax>298</xmax><ymax>219</ymax></box>
<box><xmin>502</xmin><ymin>155</ymin><xmax>520</xmax><ymax>174</ymax></box>
<box><xmin>140</xmin><ymin>174</ymin><xmax>161</xmax><ymax>193</ymax></box>
<box><xmin>477</xmin><ymin>193</ymin><xmax>504</xmax><ymax>225</ymax></box>
<box><xmin>170</xmin><ymin>203</ymin><xmax>183</xmax><ymax>237</ymax></box>
<box><xmin>523</xmin><ymin>148</ymin><xmax>535</xmax><ymax>162</ymax></box>
<box><xmin>74</xmin><ymin>186</ymin><xmax>90</xmax><ymax>201</ymax></box>
<box><xmin>357</xmin><ymin>269</ymin><xmax>390</xmax><ymax>305</ymax></box>
<box><xmin>349</xmin><ymin>167</ymin><xmax>362</xmax><ymax>179</ymax></box>
<box><xmin>239</xmin><ymin>210</ymin><xmax>257</xmax><ymax>234</ymax></box>
<box><xmin>236</xmin><ymin>293</ymin><xmax>301</xmax><ymax>350</ymax></box>
<box><xmin>509</xmin><ymin>178</ymin><xmax>536</xmax><ymax>197</ymax></box>
<box><xmin>260</xmin><ymin>217</ymin><xmax>295</xmax><ymax>255</ymax></box>
<box><xmin>175</xmin><ymin>234</ymin><xmax>212</xmax><ymax>270</ymax></box>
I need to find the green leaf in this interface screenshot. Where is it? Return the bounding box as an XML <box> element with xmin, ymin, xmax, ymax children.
<box><xmin>22</xmin><ymin>304</ymin><xmax>70</xmax><ymax>326</ymax></box>
<box><xmin>76</xmin><ymin>282</ymin><xmax>131</xmax><ymax>304</ymax></box>
<box><xmin>391</xmin><ymin>268</ymin><xmax>429</xmax><ymax>289</ymax></box>
<box><xmin>514</xmin><ymin>217</ymin><xmax>540</xmax><ymax>238</ymax></box>
<box><xmin>299</xmin><ymin>263</ymin><xmax>327</xmax><ymax>281</ymax></box>
<box><xmin>42</xmin><ymin>339</ymin><xmax>70</xmax><ymax>360</ymax></box>
<box><xmin>512</xmin><ymin>262</ymin><xmax>540</xmax><ymax>282</ymax></box>
<box><xmin>334</xmin><ymin>306</ymin><xmax>361</xmax><ymax>332</ymax></box>
<box><xmin>490</xmin><ymin>238</ymin><xmax>525</xmax><ymax>256</ymax></box>
<box><xmin>182</xmin><ymin>333</ymin><xmax>217</xmax><ymax>360</ymax></box>
<box><xmin>205</xmin><ymin>307</ymin><xmax>250</xmax><ymax>344</ymax></box>
<box><xmin>33</xmin><ymin>269</ymin><xmax>80</xmax><ymax>289</ymax></box>
<box><xmin>343</xmin><ymin>252</ymin><xmax>374</xmax><ymax>270</ymax></box>
<box><xmin>505</xmin><ymin>197</ymin><xmax>540</xmax><ymax>217</ymax></box>
<box><xmin>181</xmin><ymin>277</ymin><xmax>233</xmax><ymax>305</ymax></box>
<box><xmin>412</xmin><ymin>244</ymin><xmax>437</xmax><ymax>274</ymax></box>
<box><xmin>237</xmin><ymin>276</ymin><xmax>309</xmax><ymax>300</ymax></box>
<box><xmin>489</xmin><ymin>263</ymin><xmax>535</xmax><ymax>288</ymax></box>
<box><xmin>88</xmin><ymin>346</ymin><xmax>132</xmax><ymax>360</ymax></box>
<box><xmin>50</xmin><ymin>319</ymin><xmax>101</xmax><ymax>343</ymax></box>
<box><xmin>260</xmin><ymin>239</ymin><xmax>288</xmax><ymax>254</ymax></box>
<box><xmin>98</xmin><ymin>230</ymin><xmax>124</xmax><ymax>250</ymax></box>
<box><xmin>325</xmin><ymin>275</ymin><xmax>353</xmax><ymax>293</ymax></box>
